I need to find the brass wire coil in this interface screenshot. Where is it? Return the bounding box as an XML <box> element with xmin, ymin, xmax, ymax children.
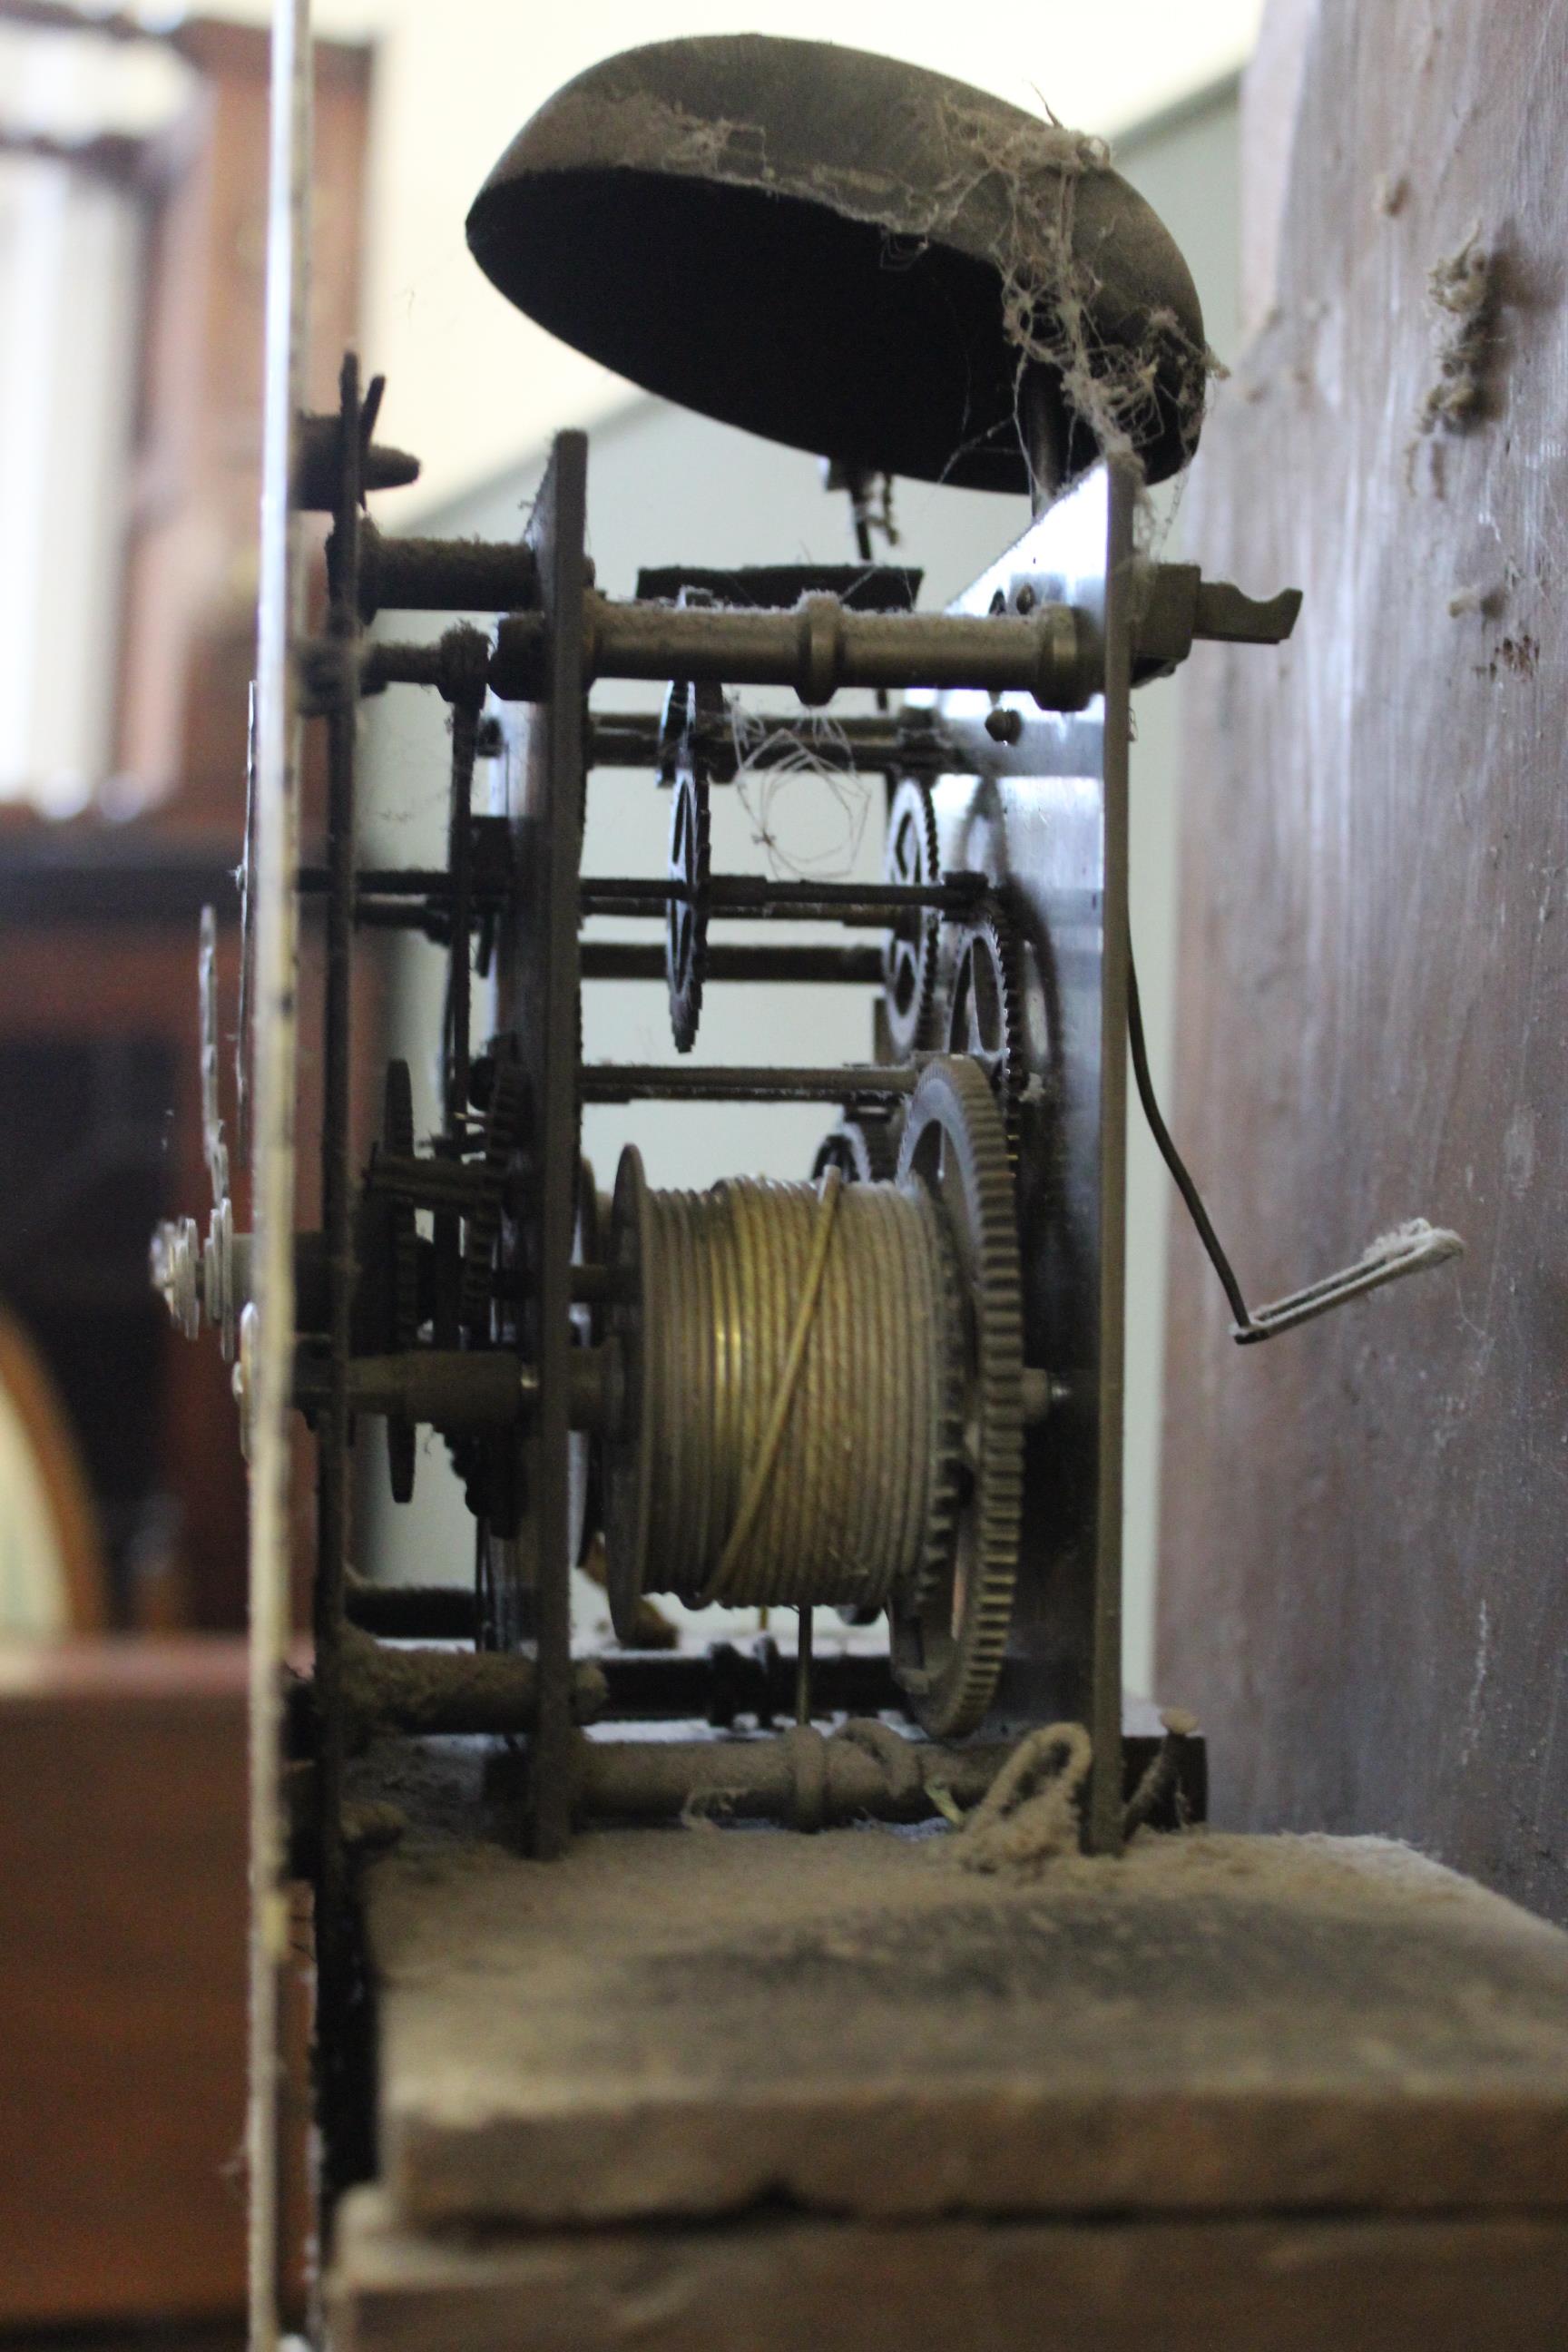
<box><xmin>633</xmin><ymin>1172</ymin><xmax>955</xmax><ymax>1612</ymax></box>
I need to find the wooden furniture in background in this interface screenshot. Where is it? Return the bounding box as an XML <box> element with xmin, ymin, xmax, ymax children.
<box><xmin>0</xmin><ymin>1304</ymin><xmax>107</xmax><ymax>1632</ymax></box>
<box><xmin>0</xmin><ymin>17</ymin><xmax>371</xmax><ymax>2332</ymax></box>
<box><xmin>1158</xmin><ymin>0</ymin><xmax>1568</xmax><ymax>1921</ymax></box>
<box><xmin>120</xmin><ymin>16</ymin><xmax>372</xmax><ymax>822</ymax></box>
<box><xmin>0</xmin><ymin>1639</ymin><xmax>252</xmax><ymax>2327</ymax></box>
<box><xmin>0</xmin><ymin>875</ymin><xmax>247</xmax><ymax>1627</ymax></box>
<box><xmin>0</xmin><ymin>14</ymin><xmax>375</xmax><ymax>1632</ymax></box>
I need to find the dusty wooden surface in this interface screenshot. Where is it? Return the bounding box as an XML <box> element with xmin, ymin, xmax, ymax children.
<box><xmin>1157</xmin><ymin>0</ymin><xmax>1568</xmax><ymax>1921</ymax></box>
<box><xmin>362</xmin><ymin>1755</ymin><xmax>1568</xmax><ymax>2232</ymax></box>
<box><xmin>330</xmin><ymin>2186</ymin><xmax>1568</xmax><ymax>2352</ymax></box>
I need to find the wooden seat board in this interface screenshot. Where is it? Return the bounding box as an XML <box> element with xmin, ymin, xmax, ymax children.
<box><xmin>361</xmin><ymin>1751</ymin><xmax>1568</xmax><ymax>2231</ymax></box>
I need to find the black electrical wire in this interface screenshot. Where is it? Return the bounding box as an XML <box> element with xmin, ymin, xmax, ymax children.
<box><xmin>1126</xmin><ymin>946</ymin><xmax>1255</xmax><ymax>1337</ymax></box>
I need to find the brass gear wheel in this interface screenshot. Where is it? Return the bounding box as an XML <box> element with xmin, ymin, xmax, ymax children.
<box><xmin>813</xmin><ymin>1116</ymin><xmax>957</xmax><ymax>1632</ymax></box>
<box><xmin>568</xmin><ymin>1157</ymin><xmax>604</xmax><ymax>1569</ymax></box>
<box><xmin>662</xmin><ymin>674</ymin><xmax>719</xmax><ymax>1053</ymax></box>
<box><xmin>460</xmin><ymin>1057</ymin><xmax>525</xmax><ymax>1338</ymax></box>
<box><xmin>890</xmin><ymin>1055</ymin><xmax>1024</xmax><ymax>1739</ymax></box>
<box><xmin>380</xmin><ymin>1058</ymin><xmax>420</xmax><ymax>1504</ymax></box>
<box><xmin>882</xmin><ymin>778</ymin><xmax>940</xmax><ymax>1059</ymax></box>
<box><xmin>946</xmin><ymin>903</ymin><xmax>1027</xmax><ymax>1159</ymax></box>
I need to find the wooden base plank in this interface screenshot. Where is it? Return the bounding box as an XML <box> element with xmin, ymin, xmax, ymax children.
<box><xmin>360</xmin><ymin>1774</ymin><xmax>1568</xmax><ymax>2230</ymax></box>
<box><xmin>329</xmin><ymin>2187</ymin><xmax>1568</xmax><ymax>2352</ymax></box>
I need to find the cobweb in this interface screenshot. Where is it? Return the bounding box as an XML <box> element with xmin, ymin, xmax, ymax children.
<box><xmin>729</xmin><ymin>705</ymin><xmax>873</xmax><ymax>882</ymax></box>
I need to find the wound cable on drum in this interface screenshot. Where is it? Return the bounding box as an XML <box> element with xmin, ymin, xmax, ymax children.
<box><xmin>712</xmin><ymin>1165</ymin><xmax>842</xmax><ymax>1591</ymax></box>
<box><xmin>632</xmin><ymin>1170</ymin><xmax>956</xmax><ymax>1612</ymax></box>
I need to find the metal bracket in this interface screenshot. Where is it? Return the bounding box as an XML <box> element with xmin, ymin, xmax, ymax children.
<box><xmin>1233</xmin><ymin>1221</ymin><xmax>1465</xmax><ymax>1344</ymax></box>
<box><xmin>1132</xmin><ymin>558</ymin><xmax>1303</xmax><ymax>682</ymax></box>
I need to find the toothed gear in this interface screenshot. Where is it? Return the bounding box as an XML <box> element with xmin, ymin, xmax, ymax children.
<box><xmin>381</xmin><ymin>1059</ymin><xmax>420</xmax><ymax>1504</ymax></box>
<box><xmin>662</xmin><ymin>673</ymin><xmax>719</xmax><ymax>1053</ymax></box>
<box><xmin>837</xmin><ymin>1178</ymin><xmax>965</xmax><ymax>1635</ymax></box>
<box><xmin>891</xmin><ymin>1055</ymin><xmax>1024</xmax><ymax>1739</ymax></box>
<box><xmin>383</xmin><ymin>1061</ymin><xmax>420</xmax><ymax>1338</ymax></box>
<box><xmin>568</xmin><ymin>1157</ymin><xmax>603</xmax><ymax>1568</ymax></box>
<box><xmin>810</xmin><ymin>1116</ymin><xmax>899</xmax><ymax>1184</ymax></box>
<box><xmin>460</xmin><ymin>1057</ymin><xmax>525</xmax><ymax>1338</ymax></box>
<box><xmin>904</xmin><ymin>1181</ymin><xmax>966</xmax><ymax>1623</ymax></box>
<box><xmin>882</xmin><ymin>778</ymin><xmax>941</xmax><ymax>1059</ymax></box>
<box><xmin>946</xmin><ymin>902</ymin><xmax>1028</xmax><ymax>1160</ymax></box>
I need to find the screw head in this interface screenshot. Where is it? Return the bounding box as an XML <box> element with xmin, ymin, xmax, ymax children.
<box><xmin>150</xmin><ymin>1216</ymin><xmax>202</xmax><ymax>1340</ymax></box>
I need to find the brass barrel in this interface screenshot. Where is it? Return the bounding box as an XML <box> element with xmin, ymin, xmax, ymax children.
<box><xmin>616</xmin><ymin>1171</ymin><xmax>958</xmax><ymax>1617</ymax></box>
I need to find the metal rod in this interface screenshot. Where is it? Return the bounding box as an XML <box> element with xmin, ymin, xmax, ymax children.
<box><xmin>295</xmin><ymin>1348</ymin><xmax>533</xmax><ymax>1427</ymax></box>
<box><xmin>335</xmin><ymin>1602</ymin><xmax>910</xmax><ymax>1721</ymax></box>
<box><xmin>444</xmin><ymin>693</ymin><xmax>482</xmax><ymax>1127</ymax></box>
<box><xmin>247</xmin><ymin>4</ymin><xmax>309</xmax><ymax>2334</ymax></box>
<box><xmin>522</xmin><ymin>436</ymin><xmax>590</xmax><ymax>1861</ymax></box>
<box><xmin>1024</xmin><ymin>367</ymin><xmax>1068</xmax><ymax>516</ymax></box>
<box><xmin>597</xmin><ymin>1642</ymin><xmax>899</xmax><ymax>1725</ymax></box>
<box><xmin>586</xmin><ymin>710</ymin><xmax>937</xmax><ymax>773</ymax></box>
<box><xmin>303</xmin><ymin>867</ymin><xmax>975</xmax><ymax>923</ymax></box>
<box><xmin>348</xmin><ymin>901</ymin><xmax>447</xmax><ymax>937</ymax></box>
<box><xmin>571</xmin><ymin>1727</ymin><xmax>1203</xmax><ymax>1830</ymax></box>
<box><xmin>356</xmin><ymin>521</ymin><xmax>539</xmax><ymax>622</ymax></box>
<box><xmin>574</xmin><ymin>1730</ymin><xmax>1013</xmax><ymax>1828</ymax></box>
<box><xmin>338</xmin><ymin>1629</ymin><xmax>604</xmax><ymax>1740</ymax></box>
<box><xmin>584</xmin><ymin>875</ymin><xmax>979</xmax><ymax>909</ymax></box>
<box><xmin>847</xmin><ymin>475</ymin><xmax>888</xmax><ymax>716</ymax></box>
<box><xmin>384</xmin><ymin>595</ymin><xmax>1097</xmax><ymax>714</ymax></box>
<box><xmin>313</xmin><ymin>346</ymin><xmax>364</xmax><ymax>2205</ymax></box>
<box><xmin>580</xmin><ymin>1063</ymin><xmax>918</xmax><ymax>1104</ymax></box>
<box><xmin>581</xmin><ymin>875</ymin><xmax>983</xmax><ymax>919</ymax></box>
<box><xmin>302</xmin><ymin>865</ymin><xmax>454</xmax><ymax>896</ymax></box>
<box><xmin>345</xmin><ymin>1581</ymin><xmax>479</xmax><ymax>1639</ymax></box>
<box><xmin>1088</xmin><ymin>474</ymin><xmax>1136</xmax><ymax>1864</ymax></box>
<box><xmin>795</xmin><ymin>1609</ymin><xmax>814</xmax><ymax>1725</ymax></box>
<box><xmin>359</xmin><ymin>640</ymin><xmax>453</xmax><ymax>692</ymax></box>
<box><xmin>578</xmin><ymin>592</ymin><xmax>1093</xmax><ymax>710</ymax></box>
<box><xmin>582</xmin><ymin>941</ymin><xmax>884</xmax><ymax>985</ymax></box>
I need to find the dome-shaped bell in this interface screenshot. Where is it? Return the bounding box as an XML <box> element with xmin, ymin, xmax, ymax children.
<box><xmin>466</xmin><ymin>35</ymin><xmax>1207</xmax><ymax>495</ymax></box>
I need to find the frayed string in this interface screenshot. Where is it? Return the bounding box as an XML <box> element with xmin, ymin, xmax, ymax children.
<box><xmin>952</xmin><ymin>1721</ymin><xmax>1093</xmax><ymax>1875</ymax></box>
